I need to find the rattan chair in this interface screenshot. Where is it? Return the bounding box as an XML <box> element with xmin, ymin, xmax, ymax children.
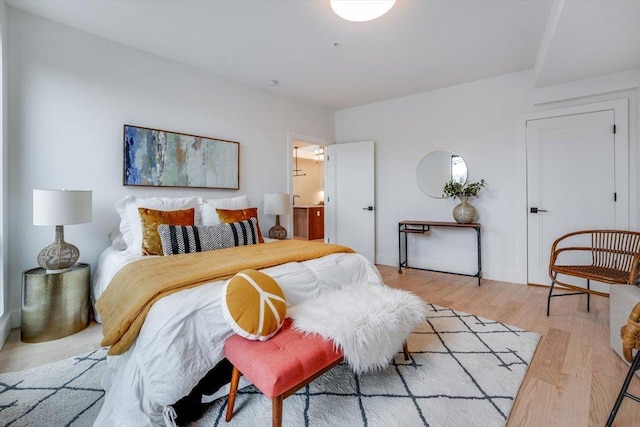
<box><xmin>547</xmin><ymin>230</ymin><xmax>640</xmax><ymax>316</ymax></box>
<box><xmin>606</xmin><ymin>301</ymin><xmax>640</xmax><ymax>426</ymax></box>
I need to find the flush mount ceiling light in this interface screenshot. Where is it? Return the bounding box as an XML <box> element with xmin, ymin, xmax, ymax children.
<box><xmin>330</xmin><ymin>0</ymin><xmax>396</xmax><ymax>22</ymax></box>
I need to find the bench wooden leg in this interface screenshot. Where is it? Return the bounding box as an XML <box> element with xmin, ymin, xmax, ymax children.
<box><xmin>586</xmin><ymin>279</ymin><xmax>591</xmax><ymax>312</ymax></box>
<box><xmin>272</xmin><ymin>394</ymin><xmax>283</xmax><ymax>427</ymax></box>
<box><xmin>225</xmin><ymin>366</ymin><xmax>241</xmax><ymax>422</ymax></box>
<box><xmin>403</xmin><ymin>341</ymin><xmax>410</xmax><ymax>361</ymax></box>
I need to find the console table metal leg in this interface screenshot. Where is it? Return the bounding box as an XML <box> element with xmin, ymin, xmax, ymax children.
<box><xmin>398</xmin><ymin>225</ymin><xmax>401</xmax><ymax>273</ymax></box>
<box><xmin>476</xmin><ymin>227</ymin><xmax>482</xmax><ymax>286</ymax></box>
<box><xmin>398</xmin><ymin>224</ymin><xmax>402</xmax><ymax>273</ymax></box>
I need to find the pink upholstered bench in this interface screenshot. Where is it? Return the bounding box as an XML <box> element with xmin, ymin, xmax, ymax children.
<box><xmin>224</xmin><ymin>318</ymin><xmax>409</xmax><ymax>427</ymax></box>
<box><xmin>223</xmin><ymin>319</ymin><xmax>342</xmax><ymax>427</ymax></box>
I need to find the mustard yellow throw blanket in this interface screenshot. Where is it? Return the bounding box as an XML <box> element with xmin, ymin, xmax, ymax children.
<box><xmin>97</xmin><ymin>240</ymin><xmax>354</xmax><ymax>355</ymax></box>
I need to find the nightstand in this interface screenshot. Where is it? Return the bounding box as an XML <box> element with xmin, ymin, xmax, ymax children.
<box><xmin>21</xmin><ymin>263</ymin><xmax>90</xmax><ymax>343</ymax></box>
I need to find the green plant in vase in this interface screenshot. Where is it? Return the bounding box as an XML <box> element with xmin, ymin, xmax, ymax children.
<box><xmin>442</xmin><ymin>179</ymin><xmax>486</xmax><ymax>223</ymax></box>
<box><xmin>442</xmin><ymin>179</ymin><xmax>487</xmax><ymax>199</ymax></box>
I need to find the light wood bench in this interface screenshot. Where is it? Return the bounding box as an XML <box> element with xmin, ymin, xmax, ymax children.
<box><xmin>547</xmin><ymin>230</ymin><xmax>640</xmax><ymax>315</ymax></box>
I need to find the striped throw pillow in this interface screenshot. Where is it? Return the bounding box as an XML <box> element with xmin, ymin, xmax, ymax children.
<box><xmin>157</xmin><ymin>218</ymin><xmax>260</xmax><ymax>255</ymax></box>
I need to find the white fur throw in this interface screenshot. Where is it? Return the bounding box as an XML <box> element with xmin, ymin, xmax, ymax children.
<box><xmin>289</xmin><ymin>282</ymin><xmax>427</xmax><ymax>374</ymax></box>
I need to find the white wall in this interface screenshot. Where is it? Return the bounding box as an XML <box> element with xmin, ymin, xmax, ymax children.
<box><xmin>6</xmin><ymin>8</ymin><xmax>334</xmax><ymax>326</ymax></box>
<box><xmin>292</xmin><ymin>158</ymin><xmax>324</xmax><ymax>206</ymax></box>
<box><xmin>0</xmin><ymin>0</ymin><xmax>10</xmax><ymax>347</ymax></box>
<box><xmin>335</xmin><ymin>70</ymin><xmax>639</xmax><ymax>284</ymax></box>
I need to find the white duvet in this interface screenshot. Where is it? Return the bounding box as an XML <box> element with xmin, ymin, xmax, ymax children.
<box><xmin>93</xmin><ymin>249</ymin><xmax>383</xmax><ymax>427</ymax></box>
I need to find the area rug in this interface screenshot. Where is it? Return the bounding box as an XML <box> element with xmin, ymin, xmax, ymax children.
<box><xmin>0</xmin><ymin>304</ymin><xmax>539</xmax><ymax>427</ymax></box>
<box><xmin>0</xmin><ymin>347</ymin><xmax>105</xmax><ymax>426</ymax></box>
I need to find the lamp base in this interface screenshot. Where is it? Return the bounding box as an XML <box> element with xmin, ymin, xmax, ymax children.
<box><xmin>268</xmin><ymin>215</ymin><xmax>288</xmax><ymax>240</ymax></box>
<box><xmin>38</xmin><ymin>225</ymin><xmax>79</xmax><ymax>272</ymax></box>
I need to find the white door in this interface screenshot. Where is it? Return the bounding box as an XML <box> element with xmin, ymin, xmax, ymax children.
<box><xmin>325</xmin><ymin>141</ymin><xmax>375</xmax><ymax>262</ymax></box>
<box><xmin>526</xmin><ymin>110</ymin><xmax>616</xmax><ymax>289</ymax></box>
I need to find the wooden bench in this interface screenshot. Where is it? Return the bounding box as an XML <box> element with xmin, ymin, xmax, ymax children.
<box><xmin>224</xmin><ymin>318</ymin><xmax>409</xmax><ymax>427</ymax></box>
<box><xmin>547</xmin><ymin>230</ymin><xmax>640</xmax><ymax>316</ymax></box>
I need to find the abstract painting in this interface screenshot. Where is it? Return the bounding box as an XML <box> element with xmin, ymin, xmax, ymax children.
<box><xmin>123</xmin><ymin>125</ymin><xmax>239</xmax><ymax>189</ymax></box>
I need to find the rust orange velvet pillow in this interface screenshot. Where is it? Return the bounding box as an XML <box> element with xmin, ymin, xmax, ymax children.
<box><xmin>138</xmin><ymin>207</ymin><xmax>195</xmax><ymax>256</ymax></box>
<box><xmin>216</xmin><ymin>207</ymin><xmax>264</xmax><ymax>243</ymax></box>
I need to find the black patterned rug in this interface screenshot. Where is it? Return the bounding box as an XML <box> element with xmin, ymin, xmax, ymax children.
<box><xmin>197</xmin><ymin>304</ymin><xmax>540</xmax><ymax>427</ymax></box>
<box><xmin>0</xmin><ymin>304</ymin><xmax>539</xmax><ymax>427</ymax></box>
<box><xmin>0</xmin><ymin>347</ymin><xmax>105</xmax><ymax>426</ymax></box>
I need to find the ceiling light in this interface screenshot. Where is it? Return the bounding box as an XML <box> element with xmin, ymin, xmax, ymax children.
<box><xmin>330</xmin><ymin>0</ymin><xmax>396</xmax><ymax>22</ymax></box>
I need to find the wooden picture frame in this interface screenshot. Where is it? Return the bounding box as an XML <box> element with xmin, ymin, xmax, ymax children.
<box><xmin>123</xmin><ymin>124</ymin><xmax>240</xmax><ymax>189</ymax></box>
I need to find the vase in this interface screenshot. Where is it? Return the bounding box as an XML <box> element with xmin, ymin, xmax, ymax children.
<box><xmin>452</xmin><ymin>196</ymin><xmax>477</xmax><ymax>224</ymax></box>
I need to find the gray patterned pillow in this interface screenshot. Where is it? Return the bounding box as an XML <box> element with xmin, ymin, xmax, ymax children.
<box><xmin>158</xmin><ymin>218</ymin><xmax>259</xmax><ymax>255</ymax></box>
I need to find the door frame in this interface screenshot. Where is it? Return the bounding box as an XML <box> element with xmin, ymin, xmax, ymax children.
<box><xmin>286</xmin><ymin>132</ymin><xmax>332</xmax><ymax>238</ymax></box>
<box><xmin>518</xmin><ymin>98</ymin><xmax>630</xmax><ymax>284</ymax></box>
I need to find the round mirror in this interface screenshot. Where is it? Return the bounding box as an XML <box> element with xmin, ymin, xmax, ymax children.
<box><xmin>417</xmin><ymin>150</ymin><xmax>468</xmax><ymax>198</ymax></box>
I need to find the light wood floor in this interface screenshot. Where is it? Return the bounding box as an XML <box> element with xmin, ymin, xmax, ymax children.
<box><xmin>1</xmin><ymin>266</ymin><xmax>639</xmax><ymax>426</ymax></box>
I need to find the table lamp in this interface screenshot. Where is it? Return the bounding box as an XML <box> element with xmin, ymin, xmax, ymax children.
<box><xmin>264</xmin><ymin>193</ymin><xmax>290</xmax><ymax>240</ymax></box>
<box><xmin>33</xmin><ymin>189</ymin><xmax>92</xmax><ymax>273</ymax></box>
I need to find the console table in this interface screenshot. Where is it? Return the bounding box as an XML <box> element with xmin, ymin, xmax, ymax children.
<box><xmin>398</xmin><ymin>220</ymin><xmax>482</xmax><ymax>286</ymax></box>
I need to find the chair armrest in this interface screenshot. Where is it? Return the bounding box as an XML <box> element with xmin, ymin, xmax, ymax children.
<box><xmin>548</xmin><ymin>230</ymin><xmax>592</xmax><ymax>266</ymax></box>
<box><xmin>549</xmin><ymin>247</ymin><xmax>593</xmax><ymax>273</ymax></box>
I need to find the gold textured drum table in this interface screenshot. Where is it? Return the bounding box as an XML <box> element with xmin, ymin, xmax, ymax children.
<box><xmin>21</xmin><ymin>263</ymin><xmax>90</xmax><ymax>343</ymax></box>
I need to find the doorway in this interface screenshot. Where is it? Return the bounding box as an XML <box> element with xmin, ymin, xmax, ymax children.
<box><xmin>291</xmin><ymin>141</ymin><xmax>326</xmax><ymax>241</ymax></box>
<box><xmin>525</xmin><ymin>99</ymin><xmax>629</xmax><ymax>292</ymax></box>
<box><xmin>286</xmin><ymin>132</ymin><xmax>331</xmax><ymax>242</ymax></box>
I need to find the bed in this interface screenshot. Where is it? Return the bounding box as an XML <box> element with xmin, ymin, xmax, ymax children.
<box><xmin>92</xmin><ymin>240</ymin><xmax>384</xmax><ymax>426</ymax></box>
<box><xmin>91</xmin><ymin>194</ymin><xmax>423</xmax><ymax>426</ymax></box>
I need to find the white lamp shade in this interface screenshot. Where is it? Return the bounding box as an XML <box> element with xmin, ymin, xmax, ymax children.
<box><xmin>264</xmin><ymin>193</ymin><xmax>290</xmax><ymax>216</ymax></box>
<box><xmin>330</xmin><ymin>0</ymin><xmax>396</xmax><ymax>22</ymax></box>
<box><xmin>33</xmin><ymin>189</ymin><xmax>92</xmax><ymax>226</ymax></box>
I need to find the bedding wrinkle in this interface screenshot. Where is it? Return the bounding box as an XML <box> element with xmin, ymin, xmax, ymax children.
<box><xmin>96</xmin><ymin>240</ymin><xmax>354</xmax><ymax>355</ymax></box>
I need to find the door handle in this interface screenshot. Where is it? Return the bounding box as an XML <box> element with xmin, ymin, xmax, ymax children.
<box><xmin>530</xmin><ymin>207</ymin><xmax>548</xmax><ymax>213</ymax></box>
<box><xmin>362</xmin><ymin>206</ymin><xmax>374</xmax><ymax>211</ymax></box>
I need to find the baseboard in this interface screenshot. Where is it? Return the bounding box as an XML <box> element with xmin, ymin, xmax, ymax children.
<box><xmin>0</xmin><ymin>311</ymin><xmax>11</xmax><ymax>350</ymax></box>
<box><xmin>11</xmin><ymin>308</ymin><xmax>20</xmax><ymax>328</ymax></box>
<box><xmin>527</xmin><ymin>282</ymin><xmax>550</xmax><ymax>288</ymax></box>
<box><xmin>375</xmin><ymin>256</ymin><xmax>524</xmax><ymax>284</ymax></box>
<box><xmin>377</xmin><ymin>256</ymin><xmax>477</xmax><ymax>273</ymax></box>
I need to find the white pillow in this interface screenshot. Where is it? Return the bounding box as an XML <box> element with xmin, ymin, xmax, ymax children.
<box><xmin>200</xmin><ymin>195</ymin><xmax>250</xmax><ymax>225</ymax></box>
<box><xmin>115</xmin><ymin>195</ymin><xmax>201</xmax><ymax>254</ymax></box>
<box><xmin>109</xmin><ymin>230</ymin><xmax>127</xmax><ymax>251</ymax></box>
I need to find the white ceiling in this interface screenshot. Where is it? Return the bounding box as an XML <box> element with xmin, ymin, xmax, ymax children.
<box><xmin>7</xmin><ymin>0</ymin><xmax>640</xmax><ymax>110</ymax></box>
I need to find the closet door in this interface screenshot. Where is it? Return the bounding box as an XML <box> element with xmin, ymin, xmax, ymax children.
<box><xmin>526</xmin><ymin>110</ymin><xmax>617</xmax><ymax>292</ymax></box>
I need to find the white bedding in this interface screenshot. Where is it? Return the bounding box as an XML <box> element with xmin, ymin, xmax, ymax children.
<box><xmin>93</xmin><ymin>247</ymin><xmax>383</xmax><ymax>426</ymax></box>
<box><xmin>91</xmin><ymin>247</ymin><xmax>149</xmax><ymax>323</ymax></box>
